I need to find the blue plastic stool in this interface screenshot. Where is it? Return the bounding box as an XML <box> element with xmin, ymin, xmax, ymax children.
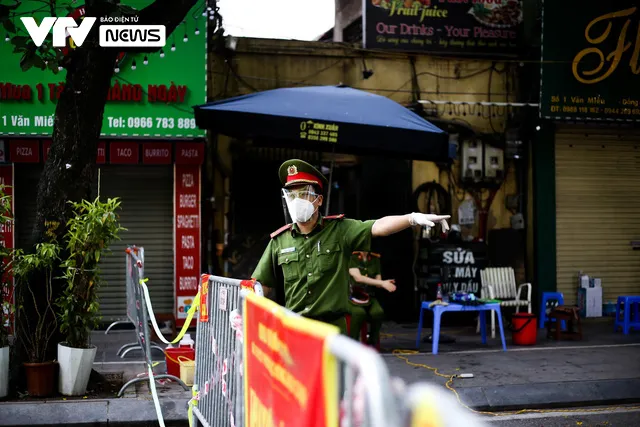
<box><xmin>539</xmin><ymin>292</ymin><xmax>566</xmax><ymax>330</ymax></box>
<box><xmin>614</xmin><ymin>296</ymin><xmax>640</xmax><ymax>335</ymax></box>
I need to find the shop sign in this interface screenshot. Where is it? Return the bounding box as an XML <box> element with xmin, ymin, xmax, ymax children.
<box><xmin>143</xmin><ymin>142</ymin><xmax>172</xmax><ymax>164</ymax></box>
<box><xmin>175</xmin><ymin>142</ymin><xmax>204</xmax><ymax>165</ymax></box>
<box><xmin>0</xmin><ymin>0</ymin><xmax>206</xmax><ymax>138</ymax></box>
<box><xmin>363</xmin><ymin>0</ymin><xmax>523</xmax><ymax>56</ymax></box>
<box><xmin>243</xmin><ymin>292</ymin><xmax>339</xmax><ymax>427</ymax></box>
<box><xmin>0</xmin><ymin>165</ymin><xmax>14</xmax><ymax>335</ymax></box>
<box><xmin>174</xmin><ymin>165</ymin><xmax>201</xmax><ymax>326</ymax></box>
<box><xmin>9</xmin><ymin>140</ymin><xmax>39</xmax><ymax>163</ymax></box>
<box><xmin>41</xmin><ymin>140</ymin><xmax>106</xmax><ymax>164</ymax></box>
<box><xmin>428</xmin><ymin>242</ymin><xmax>488</xmax><ymax>296</ymax></box>
<box><xmin>110</xmin><ymin>142</ymin><xmax>139</xmax><ymax>164</ymax></box>
<box><xmin>97</xmin><ymin>142</ymin><xmax>106</xmax><ymax>164</ymax></box>
<box><xmin>540</xmin><ymin>1</ymin><xmax>640</xmax><ymax>121</ymax></box>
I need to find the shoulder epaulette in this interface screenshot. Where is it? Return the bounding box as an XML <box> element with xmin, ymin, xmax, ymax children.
<box><xmin>370</xmin><ymin>252</ymin><xmax>381</xmax><ymax>258</ymax></box>
<box><xmin>270</xmin><ymin>224</ymin><xmax>293</xmax><ymax>239</ymax></box>
<box><xmin>324</xmin><ymin>214</ymin><xmax>345</xmax><ymax>220</ymax></box>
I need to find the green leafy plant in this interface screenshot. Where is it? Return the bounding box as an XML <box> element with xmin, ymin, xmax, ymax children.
<box><xmin>57</xmin><ymin>197</ymin><xmax>125</xmax><ymax>349</ymax></box>
<box><xmin>13</xmin><ymin>222</ymin><xmax>62</xmax><ymax>362</ymax></box>
<box><xmin>0</xmin><ymin>184</ymin><xmax>13</xmax><ymax>348</ymax></box>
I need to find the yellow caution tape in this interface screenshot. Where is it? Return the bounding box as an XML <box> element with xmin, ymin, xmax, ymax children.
<box><xmin>188</xmin><ymin>384</ymin><xmax>199</xmax><ymax>427</ymax></box>
<box><xmin>139</xmin><ymin>277</ymin><xmax>200</xmax><ymax>345</ymax></box>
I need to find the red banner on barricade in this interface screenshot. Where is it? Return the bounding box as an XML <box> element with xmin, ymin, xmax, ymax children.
<box><xmin>243</xmin><ymin>292</ymin><xmax>339</xmax><ymax>427</ymax></box>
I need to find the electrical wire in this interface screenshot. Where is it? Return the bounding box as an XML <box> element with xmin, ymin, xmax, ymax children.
<box><xmin>391</xmin><ymin>349</ymin><xmax>640</xmax><ymax>417</ymax></box>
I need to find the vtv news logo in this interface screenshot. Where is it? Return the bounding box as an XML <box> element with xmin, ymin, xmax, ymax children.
<box><xmin>20</xmin><ymin>16</ymin><xmax>166</xmax><ymax>48</ymax></box>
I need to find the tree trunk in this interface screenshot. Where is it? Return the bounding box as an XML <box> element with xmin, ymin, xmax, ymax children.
<box><xmin>19</xmin><ymin>0</ymin><xmax>199</xmax><ymax>366</ymax></box>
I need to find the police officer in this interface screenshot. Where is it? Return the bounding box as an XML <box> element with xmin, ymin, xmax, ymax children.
<box><xmin>252</xmin><ymin>159</ymin><xmax>449</xmax><ymax>335</ymax></box>
<box><xmin>348</xmin><ymin>251</ymin><xmax>394</xmax><ymax>345</ymax></box>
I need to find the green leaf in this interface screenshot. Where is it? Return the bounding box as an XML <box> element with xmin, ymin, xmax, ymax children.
<box><xmin>11</xmin><ymin>35</ymin><xmax>29</xmax><ymax>47</ymax></box>
<box><xmin>32</xmin><ymin>54</ymin><xmax>47</xmax><ymax>70</ymax></box>
<box><xmin>48</xmin><ymin>60</ymin><xmax>60</xmax><ymax>74</ymax></box>
<box><xmin>2</xmin><ymin>19</ymin><xmax>16</xmax><ymax>34</ymax></box>
<box><xmin>117</xmin><ymin>5</ymin><xmax>138</xmax><ymax>16</ymax></box>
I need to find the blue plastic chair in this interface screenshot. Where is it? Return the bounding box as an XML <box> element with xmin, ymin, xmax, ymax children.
<box><xmin>539</xmin><ymin>292</ymin><xmax>566</xmax><ymax>330</ymax></box>
<box><xmin>614</xmin><ymin>296</ymin><xmax>640</xmax><ymax>335</ymax></box>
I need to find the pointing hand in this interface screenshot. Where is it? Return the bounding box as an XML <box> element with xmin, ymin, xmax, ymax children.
<box><xmin>409</xmin><ymin>213</ymin><xmax>451</xmax><ymax>232</ymax></box>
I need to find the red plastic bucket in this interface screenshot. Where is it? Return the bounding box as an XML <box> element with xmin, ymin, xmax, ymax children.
<box><xmin>165</xmin><ymin>347</ymin><xmax>195</xmax><ymax>377</ymax></box>
<box><xmin>511</xmin><ymin>313</ymin><xmax>537</xmax><ymax>346</ymax></box>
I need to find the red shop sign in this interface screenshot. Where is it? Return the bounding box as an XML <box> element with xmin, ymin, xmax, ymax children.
<box><xmin>110</xmin><ymin>142</ymin><xmax>139</xmax><ymax>164</ymax></box>
<box><xmin>174</xmin><ymin>164</ymin><xmax>201</xmax><ymax>328</ymax></box>
<box><xmin>97</xmin><ymin>142</ymin><xmax>106</xmax><ymax>164</ymax></box>
<box><xmin>10</xmin><ymin>140</ymin><xmax>40</xmax><ymax>163</ymax></box>
<box><xmin>43</xmin><ymin>140</ymin><xmax>52</xmax><ymax>162</ymax></box>
<box><xmin>0</xmin><ymin>165</ymin><xmax>15</xmax><ymax>335</ymax></box>
<box><xmin>175</xmin><ymin>143</ymin><xmax>204</xmax><ymax>165</ymax></box>
<box><xmin>43</xmin><ymin>141</ymin><xmax>106</xmax><ymax>164</ymax></box>
<box><xmin>143</xmin><ymin>142</ymin><xmax>172</xmax><ymax>165</ymax></box>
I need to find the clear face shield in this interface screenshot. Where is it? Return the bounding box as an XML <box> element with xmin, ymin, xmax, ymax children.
<box><xmin>281</xmin><ymin>185</ymin><xmax>320</xmax><ymax>223</ymax></box>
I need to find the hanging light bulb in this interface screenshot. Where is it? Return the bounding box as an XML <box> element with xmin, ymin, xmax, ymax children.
<box><xmin>114</xmin><ymin>66</ymin><xmax>120</xmax><ymax>73</ymax></box>
<box><xmin>131</xmin><ymin>60</ymin><xmax>136</xmax><ymax>70</ymax></box>
<box><xmin>143</xmin><ymin>56</ymin><xmax>148</xmax><ymax>65</ymax></box>
<box><xmin>183</xmin><ymin>33</ymin><xmax>188</xmax><ymax>42</ymax></box>
<box><xmin>160</xmin><ymin>49</ymin><xmax>165</xmax><ymax>58</ymax></box>
<box><xmin>4</xmin><ymin>34</ymin><xmax>9</xmax><ymax>42</ymax></box>
<box><xmin>207</xmin><ymin>6</ymin><xmax>212</xmax><ymax>11</ymax></box>
<box><xmin>58</xmin><ymin>66</ymin><xmax>63</xmax><ymax>71</ymax></box>
<box><xmin>209</xmin><ymin>14</ymin><xmax>215</xmax><ymax>20</ymax></box>
<box><xmin>195</xmin><ymin>28</ymin><xmax>200</xmax><ymax>35</ymax></box>
<box><xmin>171</xmin><ymin>43</ymin><xmax>176</xmax><ymax>51</ymax></box>
<box><xmin>202</xmin><ymin>10</ymin><xmax>207</xmax><ymax>16</ymax></box>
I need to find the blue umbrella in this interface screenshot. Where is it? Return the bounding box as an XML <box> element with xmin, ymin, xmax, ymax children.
<box><xmin>194</xmin><ymin>85</ymin><xmax>451</xmax><ymax>162</ymax></box>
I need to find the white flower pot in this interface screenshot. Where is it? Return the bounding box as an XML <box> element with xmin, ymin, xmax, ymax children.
<box><xmin>57</xmin><ymin>342</ymin><xmax>97</xmax><ymax>396</ymax></box>
<box><xmin>0</xmin><ymin>346</ymin><xmax>8</xmax><ymax>399</ymax></box>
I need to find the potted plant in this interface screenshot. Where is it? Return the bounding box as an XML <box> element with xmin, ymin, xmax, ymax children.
<box><xmin>0</xmin><ymin>184</ymin><xmax>13</xmax><ymax>399</ymax></box>
<box><xmin>13</xmin><ymin>223</ymin><xmax>62</xmax><ymax>397</ymax></box>
<box><xmin>57</xmin><ymin>197</ymin><xmax>125</xmax><ymax>396</ymax></box>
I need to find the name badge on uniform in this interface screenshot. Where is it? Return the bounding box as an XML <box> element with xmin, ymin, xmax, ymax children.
<box><xmin>280</xmin><ymin>247</ymin><xmax>296</xmax><ymax>254</ymax></box>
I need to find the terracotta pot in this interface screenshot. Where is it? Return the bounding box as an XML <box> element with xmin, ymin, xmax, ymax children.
<box><xmin>23</xmin><ymin>361</ymin><xmax>57</xmax><ymax>397</ymax></box>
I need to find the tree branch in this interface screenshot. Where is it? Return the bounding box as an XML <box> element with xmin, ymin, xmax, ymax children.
<box><xmin>120</xmin><ymin>0</ymin><xmax>198</xmax><ymax>53</ymax></box>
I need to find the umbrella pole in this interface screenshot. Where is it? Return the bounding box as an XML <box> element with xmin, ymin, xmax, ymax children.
<box><xmin>325</xmin><ymin>146</ymin><xmax>336</xmax><ymax>216</ymax></box>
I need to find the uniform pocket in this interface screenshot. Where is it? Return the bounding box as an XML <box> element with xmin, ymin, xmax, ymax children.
<box><xmin>317</xmin><ymin>241</ymin><xmax>341</xmax><ymax>273</ymax></box>
<box><xmin>277</xmin><ymin>251</ymin><xmax>300</xmax><ymax>283</ymax></box>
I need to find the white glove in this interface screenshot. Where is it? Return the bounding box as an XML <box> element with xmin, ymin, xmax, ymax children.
<box><xmin>409</xmin><ymin>213</ymin><xmax>451</xmax><ymax>232</ymax></box>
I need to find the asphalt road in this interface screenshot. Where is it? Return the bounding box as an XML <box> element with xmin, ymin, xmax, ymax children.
<box><xmin>483</xmin><ymin>406</ymin><xmax>640</xmax><ymax>427</ymax></box>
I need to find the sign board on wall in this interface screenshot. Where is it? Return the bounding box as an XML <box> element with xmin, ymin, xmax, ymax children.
<box><xmin>175</xmin><ymin>164</ymin><xmax>201</xmax><ymax>327</ymax></box>
<box><xmin>363</xmin><ymin>0</ymin><xmax>523</xmax><ymax>56</ymax></box>
<box><xmin>0</xmin><ymin>0</ymin><xmax>206</xmax><ymax>137</ymax></box>
<box><xmin>427</xmin><ymin>242</ymin><xmax>488</xmax><ymax>296</ymax></box>
<box><xmin>540</xmin><ymin>1</ymin><xmax>640</xmax><ymax>121</ymax></box>
<box><xmin>0</xmin><ymin>165</ymin><xmax>14</xmax><ymax>335</ymax></box>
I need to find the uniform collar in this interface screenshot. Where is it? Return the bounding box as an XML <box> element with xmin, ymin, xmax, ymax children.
<box><xmin>291</xmin><ymin>215</ymin><xmax>325</xmax><ymax>237</ymax></box>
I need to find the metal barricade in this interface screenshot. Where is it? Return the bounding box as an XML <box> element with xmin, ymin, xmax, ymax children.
<box><xmin>191</xmin><ymin>275</ymin><xmax>263</xmax><ymax>427</ymax></box>
<box><xmin>115</xmin><ymin>246</ymin><xmax>165</xmax><ymax>358</ymax></box>
<box><xmin>331</xmin><ymin>334</ymin><xmax>402</xmax><ymax>427</ymax></box>
<box><xmin>117</xmin><ymin>246</ymin><xmax>189</xmax><ymax>396</ymax></box>
<box><xmin>400</xmin><ymin>383</ymin><xmax>488</xmax><ymax>427</ymax></box>
<box><xmin>191</xmin><ymin>276</ymin><xmax>484</xmax><ymax>427</ymax></box>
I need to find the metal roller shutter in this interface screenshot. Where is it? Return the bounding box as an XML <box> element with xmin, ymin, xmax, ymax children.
<box><xmin>13</xmin><ymin>164</ymin><xmax>174</xmax><ymax>322</ymax></box>
<box><xmin>97</xmin><ymin>165</ymin><xmax>174</xmax><ymax>321</ymax></box>
<box><xmin>555</xmin><ymin>129</ymin><xmax>640</xmax><ymax>305</ymax></box>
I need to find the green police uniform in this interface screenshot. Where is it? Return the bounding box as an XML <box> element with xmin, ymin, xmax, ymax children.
<box><xmin>348</xmin><ymin>252</ymin><xmax>385</xmax><ymax>344</ymax></box>
<box><xmin>251</xmin><ymin>159</ymin><xmax>375</xmax><ymax>335</ymax></box>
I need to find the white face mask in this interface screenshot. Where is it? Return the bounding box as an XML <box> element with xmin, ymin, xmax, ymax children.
<box><xmin>287</xmin><ymin>198</ymin><xmax>316</xmax><ymax>223</ymax></box>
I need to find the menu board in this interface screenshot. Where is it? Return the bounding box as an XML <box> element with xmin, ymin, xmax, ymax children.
<box><xmin>363</xmin><ymin>0</ymin><xmax>523</xmax><ymax>56</ymax></box>
<box><xmin>540</xmin><ymin>1</ymin><xmax>640</xmax><ymax>121</ymax></box>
